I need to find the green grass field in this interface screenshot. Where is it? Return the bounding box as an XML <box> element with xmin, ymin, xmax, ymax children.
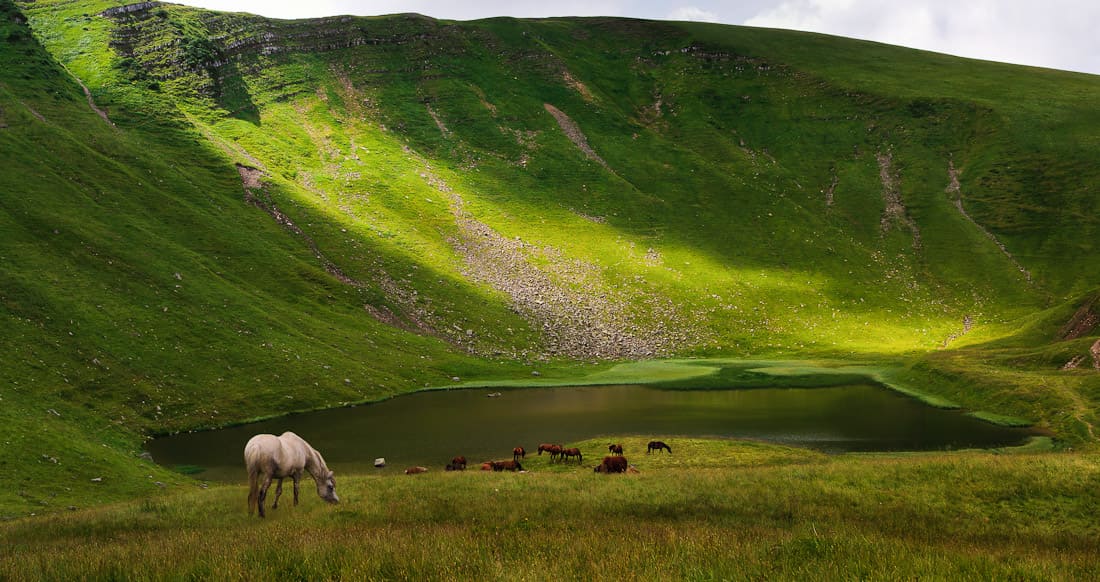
<box><xmin>2</xmin><ymin>439</ymin><xmax>1097</xmax><ymax>579</ymax></box>
<box><xmin>2</xmin><ymin>0</ymin><xmax>1100</xmax><ymax>577</ymax></box>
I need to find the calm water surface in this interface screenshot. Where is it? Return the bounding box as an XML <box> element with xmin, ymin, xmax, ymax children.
<box><xmin>146</xmin><ymin>383</ymin><xmax>1036</xmax><ymax>481</ymax></box>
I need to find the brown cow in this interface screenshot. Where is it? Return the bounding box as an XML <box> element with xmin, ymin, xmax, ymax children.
<box><xmin>647</xmin><ymin>440</ymin><xmax>672</xmax><ymax>454</ymax></box>
<box><xmin>594</xmin><ymin>455</ymin><xmax>628</xmax><ymax>473</ymax></box>
<box><xmin>490</xmin><ymin>460</ymin><xmax>524</xmax><ymax>472</ymax></box>
<box><xmin>513</xmin><ymin>446</ymin><xmax>526</xmax><ymax>461</ymax></box>
<box><xmin>608</xmin><ymin>443</ymin><xmax>624</xmax><ymax>455</ymax></box>
<box><xmin>479</xmin><ymin>462</ymin><xmax>493</xmax><ymax>471</ymax></box>
<box><xmin>404</xmin><ymin>466</ymin><xmax>428</xmax><ymax>475</ymax></box>
<box><xmin>561</xmin><ymin>448</ymin><xmax>583</xmax><ymax>463</ymax></box>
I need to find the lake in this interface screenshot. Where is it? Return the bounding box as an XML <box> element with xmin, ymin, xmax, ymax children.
<box><xmin>145</xmin><ymin>383</ymin><xmax>1037</xmax><ymax>481</ymax></box>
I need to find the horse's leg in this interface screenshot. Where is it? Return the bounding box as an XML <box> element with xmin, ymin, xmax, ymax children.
<box><xmin>257</xmin><ymin>474</ymin><xmax>274</xmax><ymax>518</ymax></box>
<box><xmin>272</xmin><ymin>478</ymin><xmax>284</xmax><ymax>509</ymax></box>
<box><xmin>292</xmin><ymin>470</ymin><xmax>301</xmax><ymax>506</ymax></box>
<box><xmin>247</xmin><ymin>469</ymin><xmax>259</xmax><ymax>516</ymax></box>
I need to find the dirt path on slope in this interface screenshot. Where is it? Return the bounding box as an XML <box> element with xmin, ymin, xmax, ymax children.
<box><xmin>235</xmin><ymin>164</ymin><xmax>436</xmax><ymax>336</ymax></box>
<box><xmin>60</xmin><ymin>64</ymin><xmax>114</xmax><ymax>127</ymax></box>
<box><xmin>543</xmin><ymin>103</ymin><xmax>613</xmax><ymax>172</ymax></box>
<box><xmin>946</xmin><ymin>160</ymin><xmax>1032</xmax><ymax>282</ymax></box>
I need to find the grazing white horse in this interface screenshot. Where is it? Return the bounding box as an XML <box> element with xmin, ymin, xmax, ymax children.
<box><xmin>244</xmin><ymin>432</ymin><xmax>339</xmax><ymax>518</ymax></box>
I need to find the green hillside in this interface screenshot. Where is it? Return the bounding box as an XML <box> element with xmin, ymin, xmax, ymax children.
<box><xmin>2</xmin><ymin>0</ymin><xmax>1099</xmax><ymax>522</ymax></box>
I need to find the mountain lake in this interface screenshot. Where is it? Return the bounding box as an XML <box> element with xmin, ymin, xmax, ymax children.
<box><xmin>145</xmin><ymin>383</ymin><xmax>1039</xmax><ymax>481</ymax></box>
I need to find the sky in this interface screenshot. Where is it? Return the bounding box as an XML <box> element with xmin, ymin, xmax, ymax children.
<box><xmin>175</xmin><ymin>0</ymin><xmax>1099</xmax><ymax>75</ymax></box>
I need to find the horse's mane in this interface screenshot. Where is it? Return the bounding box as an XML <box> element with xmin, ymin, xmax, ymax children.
<box><xmin>305</xmin><ymin>444</ymin><xmax>332</xmax><ymax>477</ymax></box>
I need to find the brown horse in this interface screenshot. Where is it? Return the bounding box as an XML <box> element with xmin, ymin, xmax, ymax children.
<box><xmin>608</xmin><ymin>443</ymin><xmax>624</xmax><ymax>455</ymax></box>
<box><xmin>513</xmin><ymin>446</ymin><xmax>526</xmax><ymax>461</ymax></box>
<box><xmin>244</xmin><ymin>432</ymin><xmax>338</xmax><ymax>518</ymax></box>
<box><xmin>647</xmin><ymin>440</ymin><xmax>672</xmax><ymax>454</ymax></box>
<box><xmin>490</xmin><ymin>460</ymin><xmax>524</xmax><ymax>472</ymax></box>
<box><xmin>561</xmin><ymin>448</ymin><xmax>583</xmax><ymax>463</ymax></box>
<box><xmin>448</xmin><ymin>455</ymin><xmax>467</xmax><ymax>470</ymax></box>
<box><xmin>594</xmin><ymin>455</ymin><xmax>628</xmax><ymax>473</ymax></box>
<box><xmin>538</xmin><ymin>443</ymin><xmax>563</xmax><ymax>460</ymax></box>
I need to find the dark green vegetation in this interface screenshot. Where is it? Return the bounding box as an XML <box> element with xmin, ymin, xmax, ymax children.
<box><xmin>1</xmin><ymin>0</ymin><xmax>1099</xmax><ymax>575</ymax></box>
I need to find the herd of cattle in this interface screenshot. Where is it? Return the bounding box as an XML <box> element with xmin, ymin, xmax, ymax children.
<box><xmin>404</xmin><ymin>440</ymin><xmax>673</xmax><ymax>475</ymax></box>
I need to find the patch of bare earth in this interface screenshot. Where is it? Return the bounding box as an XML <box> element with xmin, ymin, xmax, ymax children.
<box><xmin>946</xmin><ymin>160</ymin><xmax>1032</xmax><ymax>282</ymax></box>
<box><xmin>543</xmin><ymin>103</ymin><xmax>613</xmax><ymax>172</ymax></box>
<box><xmin>823</xmin><ymin>169</ymin><xmax>838</xmax><ymax>207</ymax></box>
<box><xmin>562</xmin><ymin>70</ymin><xmax>596</xmax><ymax>102</ymax></box>
<box><xmin>1057</xmin><ymin>296</ymin><xmax>1099</xmax><ymax>370</ymax></box>
<box><xmin>1062</xmin><ymin>355</ymin><xmax>1087</xmax><ymax>370</ymax></box>
<box><xmin>426</xmin><ymin>103</ymin><xmax>451</xmax><ymax>138</ymax></box>
<box><xmin>942</xmin><ymin>315</ymin><xmax>974</xmax><ymax>347</ymax></box>
<box><xmin>635</xmin><ymin>90</ymin><xmax>664</xmax><ymax>127</ymax></box>
<box><xmin>876</xmin><ymin>151</ymin><xmax>920</xmax><ymax>249</ymax></box>
<box><xmin>1058</xmin><ymin>296</ymin><xmax>1098</xmax><ymax>341</ymax></box>
<box><xmin>424</xmin><ymin>169</ymin><xmax>700</xmax><ymax>359</ymax></box>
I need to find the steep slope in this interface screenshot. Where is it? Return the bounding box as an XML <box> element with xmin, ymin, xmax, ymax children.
<box><xmin>3</xmin><ymin>0</ymin><xmax>1099</xmax><ymax>515</ymax></box>
<box><xmin>0</xmin><ymin>0</ymin><xmax>527</xmax><ymax>513</ymax></box>
<box><xmin>22</xmin><ymin>0</ymin><xmax>1075</xmax><ymax>357</ymax></box>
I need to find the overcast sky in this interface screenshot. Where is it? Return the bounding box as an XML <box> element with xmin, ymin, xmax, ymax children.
<box><xmin>175</xmin><ymin>0</ymin><xmax>1098</xmax><ymax>75</ymax></box>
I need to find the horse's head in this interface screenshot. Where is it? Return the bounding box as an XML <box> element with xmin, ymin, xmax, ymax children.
<box><xmin>316</xmin><ymin>470</ymin><xmax>339</xmax><ymax>504</ymax></box>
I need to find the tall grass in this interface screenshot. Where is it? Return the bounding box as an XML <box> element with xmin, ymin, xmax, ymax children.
<box><xmin>2</xmin><ymin>439</ymin><xmax>1097</xmax><ymax>579</ymax></box>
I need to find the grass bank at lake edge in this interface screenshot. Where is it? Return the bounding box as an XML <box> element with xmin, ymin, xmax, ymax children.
<box><xmin>440</xmin><ymin>358</ymin><xmax>1043</xmax><ymax>427</ymax></box>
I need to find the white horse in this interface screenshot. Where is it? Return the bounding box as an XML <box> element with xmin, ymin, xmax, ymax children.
<box><xmin>244</xmin><ymin>432</ymin><xmax>339</xmax><ymax>518</ymax></box>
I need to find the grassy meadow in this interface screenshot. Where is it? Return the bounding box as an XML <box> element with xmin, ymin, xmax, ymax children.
<box><xmin>2</xmin><ymin>0</ymin><xmax>1100</xmax><ymax>578</ymax></box>
<box><xmin>2</xmin><ymin>438</ymin><xmax>1098</xmax><ymax>579</ymax></box>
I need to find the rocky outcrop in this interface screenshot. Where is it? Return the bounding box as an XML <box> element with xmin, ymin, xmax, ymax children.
<box><xmin>103</xmin><ymin>6</ymin><xmax>450</xmax><ymax>101</ymax></box>
<box><xmin>1059</xmin><ymin>296</ymin><xmax>1099</xmax><ymax>340</ymax></box>
<box><xmin>100</xmin><ymin>2</ymin><xmax>161</xmax><ymax>18</ymax></box>
<box><xmin>425</xmin><ymin>168</ymin><xmax>700</xmax><ymax>359</ymax></box>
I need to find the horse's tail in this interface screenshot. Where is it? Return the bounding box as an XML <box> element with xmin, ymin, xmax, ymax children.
<box><xmin>247</xmin><ymin>467</ymin><xmax>260</xmax><ymax>515</ymax></box>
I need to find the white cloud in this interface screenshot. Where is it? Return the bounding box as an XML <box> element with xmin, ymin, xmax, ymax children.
<box><xmin>744</xmin><ymin>0</ymin><xmax>1100</xmax><ymax>75</ymax></box>
<box><xmin>667</xmin><ymin>6</ymin><xmax>721</xmax><ymax>23</ymax></box>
